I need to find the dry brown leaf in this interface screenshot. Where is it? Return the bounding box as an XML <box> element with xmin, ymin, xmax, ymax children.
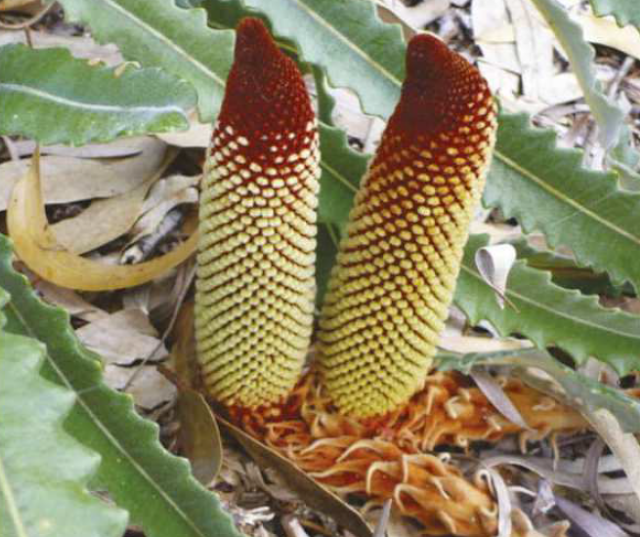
<box><xmin>155</xmin><ymin>111</ymin><xmax>212</xmax><ymax>148</ymax></box>
<box><xmin>0</xmin><ymin>0</ymin><xmax>43</xmax><ymax>13</ymax></box>
<box><xmin>587</xmin><ymin>409</ymin><xmax>640</xmax><ymax>504</ymax></box>
<box><xmin>104</xmin><ymin>364</ymin><xmax>176</xmax><ymax>409</ymax></box>
<box><xmin>578</xmin><ymin>13</ymin><xmax>640</xmax><ymax>61</ymax></box>
<box><xmin>34</xmin><ymin>279</ymin><xmax>109</xmax><ymax>323</ymax></box>
<box><xmin>475</xmin><ymin>244</ymin><xmax>517</xmax><ymax>309</ymax></box>
<box><xmin>376</xmin><ymin>0</ymin><xmax>450</xmax><ymax>34</ymax></box>
<box><xmin>129</xmin><ymin>174</ymin><xmax>200</xmax><ymax>243</ymax></box>
<box><xmin>7</xmin><ymin>149</ymin><xmax>197</xmax><ymax>291</ymax></box>
<box><xmin>177</xmin><ymin>389</ymin><xmax>223</xmax><ymax>486</ymax></box>
<box><xmin>504</xmin><ymin>0</ymin><xmax>555</xmax><ymax>101</ymax></box>
<box><xmin>0</xmin><ymin>30</ymin><xmax>123</xmax><ymax>65</ymax></box>
<box><xmin>439</xmin><ymin>334</ymin><xmax>533</xmax><ymax>354</ymax></box>
<box><xmin>50</xmin><ymin>149</ymin><xmax>177</xmax><ymax>254</ymax></box>
<box><xmin>76</xmin><ymin>308</ymin><xmax>166</xmax><ymax>365</ymax></box>
<box><xmin>0</xmin><ymin>137</ymin><xmax>166</xmax><ymax>211</ymax></box>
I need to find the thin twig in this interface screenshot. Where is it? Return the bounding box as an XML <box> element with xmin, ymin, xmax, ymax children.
<box><xmin>607</xmin><ymin>56</ymin><xmax>635</xmax><ymax>100</ymax></box>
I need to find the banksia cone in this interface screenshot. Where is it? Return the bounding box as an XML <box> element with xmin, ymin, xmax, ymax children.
<box><xmin>196</xmin><ymin>18</ymin><xmax>320</xmax><ymax>408</ymax></box>
<box><xmin>318</xmin><ymin>35</ymin><xmax>498</xmax><ymax>418</ymax></box>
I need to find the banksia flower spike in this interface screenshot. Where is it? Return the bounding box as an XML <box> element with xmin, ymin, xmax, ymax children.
<box><xmin>318</xmin><ymin>34</ymin><xmax>498</xmax><ymax>418</ymax></box>
<box><xmin>196</xmin><ymin>18</ymin><xmax>320</xmax><ymax>409</ymax></box>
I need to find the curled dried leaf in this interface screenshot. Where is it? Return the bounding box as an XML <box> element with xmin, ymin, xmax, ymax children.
<box><xmin>7</xmin><ymin>149</ymin><xmax>197</xmax><ymax>291</ymax></box>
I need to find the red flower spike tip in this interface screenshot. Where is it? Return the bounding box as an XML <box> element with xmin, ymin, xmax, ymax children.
<box><xmin>195</xmin><ymin>18</ymin><xmax>320</xmax><ymax>409</ymax></box>
<box><xmin>318</xmin><ymin>34</ymin><xmax>498</xmax><ymax>418</ymax></box>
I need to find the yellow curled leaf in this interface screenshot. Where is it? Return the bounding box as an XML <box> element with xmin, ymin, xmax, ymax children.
<box><xmin>7</xmin><ymin>149</ymin><xmax>197</xmax><ymax>291</ymax></box>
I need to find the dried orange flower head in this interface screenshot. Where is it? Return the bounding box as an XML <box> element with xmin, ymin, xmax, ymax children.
<box><xmin>196</xmin><ymin>18</ymin><xmax>320</xmax><ymax>408</ymax></box>
<box><xmin>318</xmin><ymin>34</ymin><xmax>497</xmax><ymax>418</ymax></box>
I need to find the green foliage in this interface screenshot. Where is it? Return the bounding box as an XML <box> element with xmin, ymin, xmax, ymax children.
<box><xmin>0</xmin><ymin>289</ymin><xmax>128</xmax><ymax>537</ymax></box>
<box><xmin>204</xmin><ymin>0</ymin><xmax>403</xmax><ymax>119</ymax></box>
<box><xmin>0</xmin><ymin>44</ymin><xmax>194</xmax><ymax>145</ymax></box>
<box><xmin>512</xmin><ymin>239</ymin><xmax>631</xmax><ymax>297</ymax></box>
<box><xmin>457</xmin><ymin>235</ymin><xmax>640</xmax><ymax>375</ymax></box>
<box><xmin>0</xmin><ymin>235</ymin><xmax>242</xmax><ymax>537</ymax></box>
<box><xmin>236</xmin><ymin>0</ymin><xmax>405</xmax><ymax>119</ymax></box>
<box><xmin>317</xmin><ymin>124</ymin><xmax>363</xmax><ymax>227</ymax></box>
<box><xmin>55</xmin><ymin>0</ymin><xmax>234</xmax><ymax>122</ymax></box>
<box><xmin>530</xmin><ymin>0</ymin><xmax>623</xmax><ymax>148</ymax></box>
<box><xmin>589</xmin><ymin>0</ymin><xmax>640</xmax><ymax>30</ymax></box>
<box><xmin>486</xmin><ymin>113</ymin><xmax>640</xmax><ymax>292</ymax></box>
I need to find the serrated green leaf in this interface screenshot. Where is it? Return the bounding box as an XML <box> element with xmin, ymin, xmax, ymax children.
<box><xmin>318</xmin><ymin>124</ymin><xmax>364</xmax><ymax>227</ymax></box>
<box><xmin>437</xmin><ymin>348</ymin><xmax>640</xmax><ymax>433</ymax></box>
<box><xmin>512</xmin><ymin>239</ymin><xmax>631</xmax><ymax>297</ymax></box>
<box><xmin>239</xmin><ymin>0</ymin><xmax>405</xmax><ymax>119</ymax></box>
<box><xmin>485</xmin><ymin>112</ymin><xmax>640</xmax><ymax>291</ymax></box>
<box><xmin>530</xmin><ymin>0</ymin><xmax>623</xmax><ymax>148</ymax></box>
<box><xmin>0</xmin><ymin>234</ymin><xmax>242</xmax><ymax>537</ymax></box>
<box><xmin>589</xmin><ymin>0</ymin><xmax>640</xmax><ymax>31</ymax></box>
<box><xmin>0</xmin><ymin>295</ymin><xmax>128</xmax><ymax>537</ymax></box>
<box><xmin>55</xmin><ymin>0</ymin><xmax>234</xmax><ymax>123</ymax></box>
<box><xmin>455</xmin><ymin>235</ymin><xmax>640</xmax><ymax>375</ymax></box>
<box><xmin>609</xmin><ymin>124</ymin><xmax>640</xmax><ymax>191</ymax></box>
<box><xmin>0</xmin><ymin>44</ymin><xmax>194</xmax><ymax>145</ymax></box>
<box><xmin>311</xmin><ymin>64</ymin><xmax>338</xmax><ymax>126</ymax></box>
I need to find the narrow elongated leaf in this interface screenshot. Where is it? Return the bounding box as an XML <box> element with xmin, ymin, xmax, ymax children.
<box><xmin>0</xmin><ymin>292</ymin><xmax>128</xmax><ymax>537</ymax></box>
<box><xmin>512</xmin><ymin>239</ymin><xmax>632</xmax><ymax>296</ymax></box>
<box><xmin>530</xmin><ymin>0</ymin><xmax>623</xmax><ymax>148</ymax></box>
<box><xmin>589</xmin><ymin>0</ymin><xmax>640</xmax><ymax>31</ymax></box>
<box><xmin>55</xmin><ymin>0</ymin><xmax>234</xmax><ymax>122</ymax></box>
<box><xmin>0</xmin><ymin>44</ymin><xmax>194</xmax><ymax>145</ymax></box>
<box><xmin>0</xmin><ymin>234</ymin><xmax>242</xmax><ymax>537</ymax></box>
<box><xmin>455</xmin><ymin>235</ymin><xmax>640</xmax><ymax>375</ymax></box>
<box><xmin>485</xmin><ymin>112</ymin><xmax>640</xmax><ymax>291</ymax></box>
<box><xmin>318</xmin><ymin>124</ymin><xmax>364</xmax><ymax>227</ymax></box>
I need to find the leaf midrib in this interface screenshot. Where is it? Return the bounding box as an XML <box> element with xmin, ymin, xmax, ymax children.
<box><xmin>100</xmin><ymin>0</ymin><xmax>225</xmax><ymax>86</ymax></box>
<box><xmin>6</xmin><ymin>300</ymin><xmax>210</xmax><ymax>537</ymax></box>
<box><xmin>460</xmin><ymin>263</ymin><xmax>640</xmax><ymax>340</ymax></box>
<box><xmin>286</xmin><ymin>0</ymin><xmax>402</xmax><ymax>86</ymax></box>
<box><xmin>0</xmin><ymin>83</ymin><xmax>183</xmax><ymax>115</ymax></box>
<box><xmin>493</xmin><ymin>142</ymin><xmax>640</xmax><ymax>246</ymax></box>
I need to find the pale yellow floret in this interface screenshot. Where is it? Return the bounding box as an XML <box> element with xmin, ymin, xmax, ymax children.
<box><xmin>195</xmin><ymin>124</ymin><xmax>320</xmax><ymax>408</ymax></box>
<box><xmin>318</xmin><ymin>99</ymin><xmax>498</xmax><ymax>418</ymax></box>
